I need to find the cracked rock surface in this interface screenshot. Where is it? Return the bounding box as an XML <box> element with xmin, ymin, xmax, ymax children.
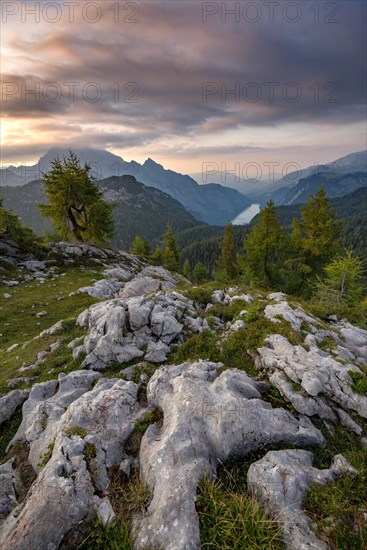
<box><xmin>133</xmin><ymin>361</ymin><xmax>325</xmax><ymax>550</ymax></box>
<box><xmin>0</xmin><ymin>371</ymin><xmax>146</xmax><ymax>550</ymax></box>
<box><xmin>76</xmin><ymin>290</ymin><xmax>208</xmax><ymax>370</ymax></box>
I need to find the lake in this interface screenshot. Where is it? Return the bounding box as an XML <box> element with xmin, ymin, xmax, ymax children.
<box><xmin>232</xmin><ymin>203</ymin><xmax>260</xmax><ymax>225</ymax></box>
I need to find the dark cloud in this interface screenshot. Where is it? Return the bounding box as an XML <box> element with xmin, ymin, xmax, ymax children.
<box><xmin>2</xmin><ymin>0</ymin><xmax>366</xmax><ymax>161</ymax></box>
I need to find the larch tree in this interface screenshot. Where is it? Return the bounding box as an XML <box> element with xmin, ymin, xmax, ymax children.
<box><xmin>39</xmin><ymin>150</ymin><xmax>115</xmax><ymax>246</ymax></box>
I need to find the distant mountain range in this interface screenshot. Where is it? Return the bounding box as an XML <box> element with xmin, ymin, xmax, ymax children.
<box><xmin>1</xmin><ymin>148</ymin><xmax>365</xmax><ymax>227</ymax></box>
<box><xmin>0</xmin><ymin>148</ymin><xmax>250</xmax><ymax>226</ymax></box>
<box><xmin>0</xmin><ymin>176</ymin><xmax>203</xmax><ymax>249</ymax></box>
<box><xmin>270</xmin><ymin>150</ymin><xmax>367</xmax><ymax>206</ymax></box>
<box><xmin>276</xmin><ymin>171</ymin><xmax>367</xmax><ymax>205</ymax></box>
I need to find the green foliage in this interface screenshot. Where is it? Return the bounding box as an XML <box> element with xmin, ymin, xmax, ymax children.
<box><xmin>243</xmin><ymin>317</ymin><xmax>302</xmax><ymax>352</ymax></box>
<box><xmin>150</xmin><ymin>245</ymin><xmax>163</xmax><ymax>266</ymax></box>
<box><xmin>78</xmin><ymin>517</ymin><xmax>133</xmax><ymax>550</ymax></box>
<box><xmin>163</xmin><ymin>224</ymin><xmax>180</xmax><ymax>272</ymax></box>
<box><xmin>243</xmin><ymin>200</ymin><xmax>286</xmax><ymax>288</ymax></box>
<box><xmin>209</xmin><ymin>300</ymin><xmax>249</xmax><ymax>323</ymax></box>
<box><xmin>172</xmin><ymin>330</ymin><xmax>221</xmax><ymax>364</ymax></box>
<box><xmin>220</xmin><ymin>328</ymin><xmax>258</xmax><ymax>376</ymax></box>
<box><xmin>193</xmin><ymin>261</ymin><xmax>209</xmax><ymax>283</ymax></box>
<box><xmin>130</xmin><ymin>235</ymin><xmax>151</xmax><ymax>257</ymax></box>
<box><xmin>348</xmin><ymin>369</ymin><xmax>367</xmax><ymax>395</ymax></box>
<box><xmin>217</xmin><ymin>223</ymin><xmax>237</xmax><ymax>281</ymax></box>
<box><xmin>184</xmin><ymin>284</ymin><xmax>217</xmax><ymax>307</ymax></box>
<box><xmin>39</xmin><ymin>150</ymin><xmax>115</xmax><ymax>245</ymax></box>
<box><xmin>183</xmin><ymin>258</ymin><xmax>191</xmax><ymax>279</ymax></box>
<box><xmin>0</xmin><ymin>197</ymin><xmax>43</xmax><ymax>254</ymax></box>
<box><xmin>197</xmin><ymin>474</ymin><xmax>284</xmax><ymax>549</ymax></box>
<box><xmin>37</xmin><ymin>438</ymin><xmax>56</xmax><ymax>468</ymax></box>
<box><xmin>80</xmin><ymin>465</ymin><xmax>150</xmax><ymax>549</ymax></box>
<box><xmin>65</xmin><ymin>426</ymin><xmax>88</xmax><ymax>438</ymax></box>
<box><xmin>134</xmin><ymin>409</ymin><xmax>163</xmax><ymax>433</ymax></box>
<box><xmin>288</xmin><ymin>187</ymin><xmax>343</xmax><ymax>293</ymax></box>
<box><xmin>314</xmin><ymin>250</ymin><xmax>365</xmax><ymax>308</ymax></box>
<box><xmin>305</xmin><ymin>424</ymin><xmax>367</xmax><ymax>549</ymax></box>
<box><xmin>0</xmin><ymin>410</ymin><xmax>23</xmax><ymax>459</ymax></box>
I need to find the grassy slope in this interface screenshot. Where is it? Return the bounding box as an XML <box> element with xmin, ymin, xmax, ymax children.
<box><xmin>0</xmin><ymin>267</ymin><xmax>102</xmax><ymax>395</ymax></box>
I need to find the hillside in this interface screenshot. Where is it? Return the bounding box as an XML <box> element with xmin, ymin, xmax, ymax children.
<box><xmin>0</xmin><ymin>176</ymin><xmax>203</xmax><ymax>249</ymax></box>
<box><xmin>0</xmin><ymin>242</ymin><xmax>366</xmax><ymax>549</ymax></box>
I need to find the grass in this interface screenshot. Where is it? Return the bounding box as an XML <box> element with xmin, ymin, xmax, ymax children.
<box><xmin>134</xmin><ymin>409</ymin><xmax>163</xmax><ymax>433</ymax></box>
<box><xmin>0</xmin><ymin>267</ymin><xmax>101</xmax><ymax>349</ymax></box>
<box><xmin>347</xmin><ymin>370</ymin><xmax>367</xmax><ymax>396</ymax></box>
<box><xmin>0</xmin><ymin>266</ymin><xmax>102</xmax><ymax>394</ymax></box>
<box><xmin>206</xmin><ymin>300</ymin><xmax>250</xmax><ymax>323</ymax></box>
<box><xmin>79</xmin><ymin>465</ymin><xmax>151</xmax><ymax>550</ymax></box>
<box><xmin>65</xmin><ymin>426</ymin><xmax>88</xmax><ymax>438</ymax></box>
<box><xmin>78</xmin><ymin>518</ymin><xmax>133</xmax><ymax>550</ymax></box>
<box><xmin>304</xmin><ymin>423</ymin><xmax>367</xmax><ymax>549</ymax></box>
<box><xmin>0</xmin><ymin>409</ymin><xmax>23</xmax><ymax>459</ymax></box>
<box><xmin>37</xmin><ymin>437</ymin><xmax>56</xmax><ymax>468</ymax></box>
<box><xmin>317</xmin><ymin>335</ymin><xmax>337</xmax><ymax>352</ymax></box>
<box><xmin>197</xmin><ymin>470</ymin><xmax>284</xmax><ymax>549</ymax></box>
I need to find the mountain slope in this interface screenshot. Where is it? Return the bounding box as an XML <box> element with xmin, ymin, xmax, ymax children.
<box><xmin>277</xmin><ymin>171</ymin><xmax>367</xmax><ymax>205</ymax></box>
<box><xmin>0</xmin><ymin>176</ymin><xmax>202</xmax><ymax>249</ymax></box>
<box><xmin>1</xmin><ymin>148</ymin><xmax>251</xmax><ymax>225</ymax></box>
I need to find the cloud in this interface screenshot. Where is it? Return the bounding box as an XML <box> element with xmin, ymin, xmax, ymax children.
<box><xmin>1</xmin><ymin>0</ymin><xmax>366</xmax><ymax>166</ymax></box>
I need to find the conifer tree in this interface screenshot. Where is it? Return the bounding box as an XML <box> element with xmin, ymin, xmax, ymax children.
<box><xmin>183</xmin><ymin>258</ymin><xmax>191</xmax><ymax>279</ymax></box>
<box><xmin>163</xmin><ymin>224</ymin><xmax>180</xmax><ymax>272</ymax></box>
<box><xmin>39</xmin><ymin>150</ymin><xmax>114</xmax><ymax>245</ymax></box>
<box><xmin>151</xmin><ymin>245</ymin><xmax>163</xmax><ymax>266</ymax></box>
<box><xmin>131</xmin><ymin>235</ymin><xmax>151</xmax><ymax>257</ymax></box>
<box><xmin>217</xmin><ymin>223</ymin><xmax>237</xmax><ymax>281</ymax></box>
<box><xmin>0</xmin><ymin>198</ymin><xmax>42</xmax><ymax>253</ymax></box>
<box><xmin>243</xmin><ymin>200</ymin><xmax>285</xmax><ymax>287</ymax></box>
<box><xmin>314</xmin><ymin>250</ymin><xmax>365</xmax><ymax>307</ymax></box>
<box><xmin>193</xmin><ymin>261</ymin><xmax>209</xmax><ymax>283</ymax></box>
<box><xmin>289</xmin><ymin>187</ymin><xmax>343</xmax><ymax>290</ymax></box>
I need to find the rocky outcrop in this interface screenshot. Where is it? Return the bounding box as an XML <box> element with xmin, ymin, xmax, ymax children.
<box><xmin>75</xmin><ymin>290</ymin><xmax>208</xmax><ymax>370</ymax></box>
<box><xmin>0</xmin><ymin>371</ymin><xmax>147</xmax><ymax>550</ymax></box>
<box><xmin>133</xmin><ymin>361</ymin><xmax>325</xmax><ymax>550</ymax></box>
<box><xmin>248</xmin><ymin>449</ymin><xmax>357</xmax><ymax>550</ymax></box>
<box><xmin>258</xmin><ymin>334</ymin><xmax>367</xmax><ymax>433</ymax></box>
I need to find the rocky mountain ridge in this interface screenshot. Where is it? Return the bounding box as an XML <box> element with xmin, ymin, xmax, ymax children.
<box><xmin>0</xmin><ymin>243</ymin><xmax>366</xmax><ymax>549</ymax></box>
<box><xmin>1</xmin><ymin>148</ymin><xmax>251</xmax><ymax>225</ymax></box>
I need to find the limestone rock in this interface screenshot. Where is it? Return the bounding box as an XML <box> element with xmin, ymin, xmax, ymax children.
<box><xmin>247</xmin><ymin>449</ymin><xmax>357</xmax><ymax>550</ymax></box>
<box><xmin>0</xmin><ymin>389</ymin><xmax>30</xmax><ymax>427</ymax></box>
<box><xmin>134</xmin><ymin>361</ymin><xmax>324</xmax><ymax>550</ymax></box>
<box><xmin>0</xmin><ymin>373</ymin><xmax>146</xmax><ymax>550</ymax></box>
<box><xmin>79</xmin><ymin>278</ymin><xmax>124</xmax><ymax>299</ymax></box>
<box><xmin>258</xmin><ymin>334</ymin><xmax>367</xmax><ymax>422</ymax></box>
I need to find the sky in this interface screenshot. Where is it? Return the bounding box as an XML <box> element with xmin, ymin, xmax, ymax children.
<box><xmin>1</xmin><ymin>0</ymin><xmax>366</xmax><ymax>177</ymax></box>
